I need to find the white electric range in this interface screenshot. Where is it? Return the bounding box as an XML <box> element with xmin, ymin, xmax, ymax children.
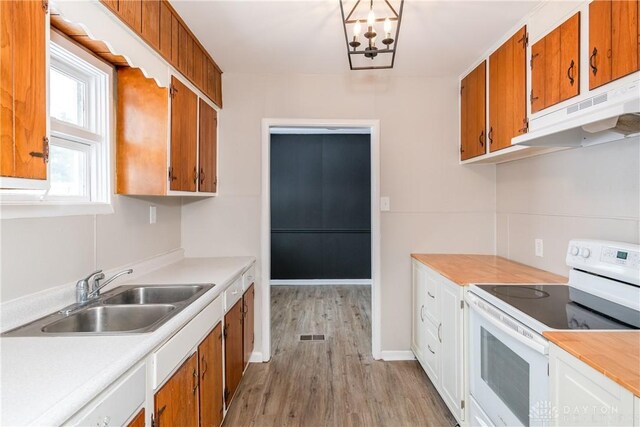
<box><xmin>465</xmin><ymin>239</ymin><xmax>640</xmax><ymax>427</ymax></box>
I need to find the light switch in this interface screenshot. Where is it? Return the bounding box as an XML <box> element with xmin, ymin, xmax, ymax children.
<box><xmin>380</xmin><ymin>197</ymin><xmax>390</xmax><ymax>212</ymax></box>
<box><xmin>535</xmin><ymin>239</ymin><xmax>543</xmax><ymax>257</ymax></box>
<box><xmin>149</xmin><ymin>206</ymin><xmax>157</xmax><ymax>224</ymax></box>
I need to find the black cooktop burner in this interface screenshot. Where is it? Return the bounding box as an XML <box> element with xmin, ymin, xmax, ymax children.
<box><xmin>476</xmin><ymin>284</ymin><xmax>639</xmax><ymax>330</ymax></box>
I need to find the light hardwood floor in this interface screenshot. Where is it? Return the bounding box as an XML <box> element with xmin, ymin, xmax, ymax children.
<box><xmin>223</xmin><ymin>286</ymin><xmax>457</xmax><ymax>427</ymax></box>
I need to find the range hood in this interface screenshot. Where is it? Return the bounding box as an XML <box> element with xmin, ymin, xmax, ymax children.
<box><xmin>513</xmin><ymin>80</ymin><xmax>640</xmax><ymax>148</ymax></box>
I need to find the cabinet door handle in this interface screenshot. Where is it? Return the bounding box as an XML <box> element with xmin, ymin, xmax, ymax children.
<box><xmin>427</xmin><ymin>291</ymin><xmax>435</xmax><ymax>299</ymax></box>
<box><xmin>567</xmin><ymin>59</ymin><xmax>575</xmax><ymax>86</ymax></box>
<box><xmin>420</xmin><ymin>305</ymin><xmax>425</xmax><ymax>322</ymax></box>
<box><xmin>199</xmin><ymin>168</ymin><xmax>205</xmax><ymax>185</ymax></box>
<box><xmin>478</xmin><ymin>130</ymin><xmax>485</xmax><ymax>147</ymax></box>
<box><xmin>192</xmin><ymin>367</ymin><xmax>199</xmax><ymax>394</ymax></box>
<box><xmin>590</xmin><ymin>47</ymin><xmax>598</xmax><ymax>76</ymax></box>
<box><xmin>201</xmin><ymin>356</ymin><xmax>208</xmax><ymax>378</ymax></box>
<box><xmin>438</xmin><ymin>323</ymin><xmax>442</xmax><ymax>343</ymax></box>
<box><xmin>428</xmin><ymin>344</ymin><xmax>436</xmax><ymax>355</ymax></box>
<box><xmin>488</xmin><ymin>127</ymin><xmax>493</xmax><ymax>145</ymax></box>
<box><xmin>193</xmin><ymin>167</ymin><xmax>198</xmax><ymax>185</ymax></box>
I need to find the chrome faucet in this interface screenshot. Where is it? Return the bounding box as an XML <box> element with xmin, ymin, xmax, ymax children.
<box><xmin>75</xmin><ymin>269</ymin><xmax>133</xmax><ymax>305</ymax></box>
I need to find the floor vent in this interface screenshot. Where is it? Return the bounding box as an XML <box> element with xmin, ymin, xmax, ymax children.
<box><xmin>299</xmin><ymin>334</ymin><xmax>325</xmax><ymax>341</ymax></box>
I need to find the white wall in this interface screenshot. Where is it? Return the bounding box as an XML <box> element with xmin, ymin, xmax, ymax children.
<box><xmin>496</xmin><ymin>138</ymin><xmax>640</xmax><ymax>276</ymax></box>
<box><xmin>0</xmin><ymin>196</ymin><xmax>182</xmax><ymax>303</ymax></box>
<box><xmin>181</xmin><ymin>72</ymin><xmax>496</xmax><ymax>353</ymax></box>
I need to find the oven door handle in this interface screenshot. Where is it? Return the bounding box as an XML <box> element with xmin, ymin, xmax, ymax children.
<box><xmin>467</xmin><ymin>292</ymin><xmax>549</xmax><ymax>355</ymax></box>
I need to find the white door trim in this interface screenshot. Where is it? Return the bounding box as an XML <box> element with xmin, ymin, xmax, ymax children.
<box><xmin>260</xmin><ymin>118</ymin><xmax>382</xmax><ymax>361</ymax></box>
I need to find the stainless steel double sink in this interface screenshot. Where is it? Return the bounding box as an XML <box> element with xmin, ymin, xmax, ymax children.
<box><xmin>2</xmin><ymin>284</ymin><xmax>214</xmax><ymax>337</ymax></box>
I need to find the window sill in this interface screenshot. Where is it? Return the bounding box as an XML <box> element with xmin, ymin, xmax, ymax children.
<box><xmin>0</xmin><ymin>202</ymin><xmax>114</xmax><ymax>220</ymax></box>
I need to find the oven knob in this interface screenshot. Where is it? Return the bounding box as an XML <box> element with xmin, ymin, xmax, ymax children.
<box><xmin>570</xmin><ymin>246</ymin><xmax>579</xmax><ymax>256</ymax></box>
<box><xmin>580</xmin><ymin>248</ymin><xmax>591</xmax><ymax>258</ymax></box>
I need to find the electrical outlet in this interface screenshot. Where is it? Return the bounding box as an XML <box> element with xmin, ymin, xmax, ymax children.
<box><xmin>535</xmin><ymin>239</ymin><xmax>543</xmax><ymax>257</ymax></box>
<box><xmin>380</xmin><ymin>197</ymin><xmax>390</xmax><ymax>212</ymax></box>
<box><xmin>149</xmin><ymin>206</ymin><xmax>157</xmax><ymax>224</ymax></box>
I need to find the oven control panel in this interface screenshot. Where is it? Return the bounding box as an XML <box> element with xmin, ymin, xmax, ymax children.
<box><xmin>567</xmin><ymin>239</ymin><xmax>640</xmax><ymax>285</ymax></box>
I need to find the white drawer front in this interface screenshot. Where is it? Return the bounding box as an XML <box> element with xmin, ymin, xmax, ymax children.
<box><xmin>70</xmin><ymin>363</ymin><xmax>145</xmax><ymax>427</ymax></box>
<box><xmin>152</xmin><ymin>296</ymin><xmax>222</xmax><ymax>389</ymax></box>
<box><xmin>242</xmin><ymin>265</ymin><xmax>256</xmax><ymax>291</ymax></box>
<box><xmin>423</xmin><ymin>268</ymin><xmax>440</xmax><ymax>324</ymax></box>
<box><xmin>224</xmin><ymin>277</ymin><xmax>243</xmax><ymax>311</ymax></box>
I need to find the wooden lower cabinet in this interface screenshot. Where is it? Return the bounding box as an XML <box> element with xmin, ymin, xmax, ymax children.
<box><xmin>224</xmin><ymin>299</ymin><xmax>244</xmax><ymax>407</ymax></box>
<box><xmin>243</xmin><ymin>284</ymin><xmax>255</xmax><ymax>369</ymax></box>
<box><xmin>126</xmin><ymin>409</ymin><xmax>145</xmax><ymax>427</ymax></box>
<box><xmin>154</xmin><ymin>353</ymin><xmax>199</xmax><ymax>427</ymax></box>
<box><xmin>199</xmin><ymin>323</ymin><xmax>224</xmax><ymax>427</ymax></box>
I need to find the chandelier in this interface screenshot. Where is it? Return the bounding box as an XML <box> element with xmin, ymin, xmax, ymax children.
<box><xmin>339</xmin><ymin>0</ymin><xmax>404</xmax><ymax>70</ymax></box>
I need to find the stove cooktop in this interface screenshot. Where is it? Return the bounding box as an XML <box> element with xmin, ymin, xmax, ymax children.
<box><xmin>475</xmin><ymin>284</ymin><xmax>640</xmax><ymax>330</ymax></box>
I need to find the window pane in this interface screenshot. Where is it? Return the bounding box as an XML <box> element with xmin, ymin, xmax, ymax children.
<box><xmin>49</xmin><ymin>144</ymin><xmax>88</xmax><ymax>197</ymax></box>
<box><xmin>50</xmin><ymin>67</ymin><xmax>86</xmax><ymax>127</ymax></box>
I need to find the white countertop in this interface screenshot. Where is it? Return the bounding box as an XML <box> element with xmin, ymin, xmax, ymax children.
<box><xmin>0</xmin><ymin>256</ymin><xmax>255</xmax><ymax>426</ymax></box>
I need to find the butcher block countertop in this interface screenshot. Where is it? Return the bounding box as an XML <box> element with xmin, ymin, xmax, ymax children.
<box><xmin>411</xmin><ymin>254</ymin><xmax>567</xmax><ymax>285</ymax></box>
<box><xmin>544</xmin><ymin>331</ymin><xmax>640</xmax><ymax>397</ymax></box>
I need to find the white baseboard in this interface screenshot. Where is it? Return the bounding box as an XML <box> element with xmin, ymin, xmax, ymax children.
<box><xmin>270</xmin><ymin>279</ymin><xmax>372</xmax><ymax>286</ymax></box>
<box><xmin>380</xmin><ymin>350</ymin><xmax>416</xmax><ymax>361</ymax></box>
<box><xmin>248</xmin><ymin>352</ymin><xmax>264</xmax><ymax>363</ymax></box>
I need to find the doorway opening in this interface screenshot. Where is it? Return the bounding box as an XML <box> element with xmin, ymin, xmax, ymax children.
<box><xmin>261</xmin><ymin>119</ymin><xmax>381</xmax><ymax>361</ymax></box>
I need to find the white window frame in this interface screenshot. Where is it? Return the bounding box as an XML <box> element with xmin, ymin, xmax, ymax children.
<box><xmin>0</xmin><ymin>30</ymin><xmax>114</xmax><ymax>219</ymax></box>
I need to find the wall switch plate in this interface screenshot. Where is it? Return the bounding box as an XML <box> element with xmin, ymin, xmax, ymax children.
<box><xmin>149</xmin><ymin>206</ymin><xmax>157</xmax><ymax>224</ymax></box>
<box><xmin>535</xmin><ymin>239</ymin><xmax>543</xmax><ymax>257</ymax></box>
<box><xmin>380</xmin><ymin>197</ymin><xmax>390</xmax><ymax>212</ymax></box>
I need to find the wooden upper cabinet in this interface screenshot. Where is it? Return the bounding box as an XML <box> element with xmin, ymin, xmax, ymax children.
<box><xmin>170</xmin><ymin>76</ymin><xmax>198</xmax><ymax>192</ymax></box>
<box><xmin>126</xmin><ymin>409</ymin><xmax>145</xmax><ymax>427</ymax></box>
<box><xmin>158</xmin><ymin>0</ymin><xmax>172</xmax><ymax>60</ymax></box>
<box><xmin>141</xmin><ymin>0</ymin><xmax>160</xmax><ymax>50</ymax></box>
<box><xmin>243</xmin><ymin>285</ymin><xmax>255</xmax><ymax>369</ymax></box>
<box><xmin>611</xmin><ymin>0</ymin><xmax>638</xmax><ymax>80</ymax></box>
<box><xmin>488</xmin><ymin>26</ymin><xmax>527</xmax><ymax>152</ymax></box>
<box><xmin>116</xmin><ymin>67</ymin><xmax>168</xmax><ymax>195</ymax></box>
<box><xmin>186</xmin><ymin>35</ymin><xmax>194</xmax><ymax>80</ymax></box>
<box><xmin>198</xmin><ymin>323</ymin><xmax>224</xmax><ymax>427</ymax></box>
<box><xmin>154</xmin><ymin>353</ymin><xmax>199</xmax><ymax>427</ymax></box>
<box><xmin>590</xmin><ymin>0</ymin><xmax>639</xmax><ymax>90</ymax></box>
<box><xmin>178</xmin><ymin>24</ymin><xmax>189</xmax><ymax>72</ymax></box>
<box><xmin>0</xmin><ymin>0</ymin><xmax>47</xmax><ymax>180</ymax></box>
<box><xmin>118</xmin><ymin>0</ymin><xmax>142</xmax><ymax>32</ymax></box>
<box><xmin>531</xmin><ymin>13</ymin><xmax>580</xmax><ymax>113</ymax></box>
<box><xmin>224</xmin><ymin>299</ymin><xmax>244</xmax><ymax>407</ymax></box>
<box><xmin>171</xmin><ymin>13</ymin><xmax>179</xmax><ymax>66</ymax></box>
<box><xmin>460</xmin><ymin>61</ymin><xmax>486</xmax><ymax>161</ymax></box>
<box><xmin>199</xmin><ymin>99</ymin><xmax>218</xmax><ymax>193</ymax></box>
<box><xmin>194</xmin><ymin>45</ymin><xmax>204</xmax><ymax>90</ymax></box>
<box><xmin>101</xmin><ymin>0</ymin><xmax>118</xmax><ymax>11</ymax></box>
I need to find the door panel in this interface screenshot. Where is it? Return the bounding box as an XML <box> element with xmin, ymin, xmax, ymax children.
<box><xmin>243</xmin><ymin>285</ymin><xmax>255</xmax><ymax>369</ymax></box>
<box><xmin>159</xmin><ymin>1</ymin><xmax>172</xmax><ymax>60</ymax></box>
<box><xmin>530</xmin><ymin>39</ymin><xmax>545</xmax><ymax>113</ymax></box>
<box><xmin>545</xmin><ymin>27</ymin><xmax>562</xmax><ymax>107</ymax></box>
<box><xmin>170</xmin><ymin>76</ymin><xmax>197</xmax><ymax>192</ymax></box>
<box><xmin>12</xmin><ymin>0</ymin><xmax>47</xmax><ymax>179</ymax></box>
<box><xmin>198</xmin><ymin>99</ymin><xmax>217</xmax><ymax>193</ymax></box>
<box><xmin>118</xmin><ymin>0</ymin><xmax>142</xmax><ymax>32</ymax></box>
<box><xmin>224</xmin><ymin>299</ymin><xmax>244</xmax><ymax>407</ymax></box>
<box><xmin>126</xmin><ymin>409</ymin><xmax>145</xmax><ymax>427</ymax></box>
<box><xmin>154</xmin><ymin>353</ymin><xmax>199</xmax><ymax>427</ymax></box>
<box><xmin>472</xmin><ymin>61</ymin><xmax>486</xmax><ymax>158</ymax></box>
<box><xmin>171</xmin><ymin>14</ymin><xmax>179</xmax><ymax>66</ymax></box>
<box><xmin>0</xmin><ymin>0</ymin><xmax>16</xmax><ymax>177</ymax></box>
<box><xmin>559</xmin><ymin>13</ymin><xmax>580</xmax><ymax>101</ymax></box>
<box><xmin>460</xmin><ymin>74</ymin><xmax>470</xmax><ymax>160</ymax></box>
<box><xmin>440</xmin><ymin>283</ymin><xmax>463</xmax><ymax>421</ymax></box>
<box><xmin>178</xmin><ymin>23</ymin><xmax>188</xmax><ymax>71</ymax></box>
<box><xmin>589</xmin><ymin>0</ymin><xmax>612</xmax><ymax>89</ymax></box>
<box><xmin>511</xmin><ymin>27</ymin><xmax>527</xmax><ymax>142</ymax></box>
<box><xmin>199</xmin><ymin>323</ymin><xmax>224</xmax><ymax>427</ymax></box>
<box><xmin>611</xmin><ymin>0</ymin><xmax>638</xmax><ymax>80</ymax></box>
<box><xmin>488</xmin><ymin>48</ymin><xmax>499</xmax><ymax>152</ymax></box>
<box><xmin>141</xmin><ymin>0</ymin><xmax>160</xmax><ymax>50</ymax></box>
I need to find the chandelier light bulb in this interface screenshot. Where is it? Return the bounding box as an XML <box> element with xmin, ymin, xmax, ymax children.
<box><xmin>367</xmin><ymin>8</ymin><xmax>375</xmax><ymax>27</ymax></box>
<box><xmin>384</xmin><ymin>17</ymin><xmax>392</xmax><ymax>34</ymax></box>
<box><xmin>353</xmin><ymin>20</ymin><xmax>362</xmax><ymax>37</ymax></box>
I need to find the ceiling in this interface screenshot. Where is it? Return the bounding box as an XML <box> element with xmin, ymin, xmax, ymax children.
<box><xmin>171</xmin><ymin>0</ymin><xmax>541</xmax><ymax>77</ymax></box>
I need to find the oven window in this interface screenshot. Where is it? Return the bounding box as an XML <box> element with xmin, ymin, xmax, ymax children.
<box><xmin>481</xmin><ymin>327</ymin><xmax>530</xmax><ymax>426</ymax></box>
